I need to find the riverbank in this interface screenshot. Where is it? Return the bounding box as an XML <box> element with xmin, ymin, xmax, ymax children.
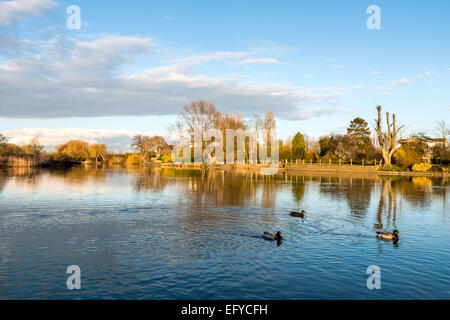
<box><xmin>0</xmin><ymin>156</ymin><xmax>78</xmax><ymax>168</ymax></box>
<box><xmin>158</xmin><ymin>163</ymin><xmax>448</xmax><ymax>178</ymax></box>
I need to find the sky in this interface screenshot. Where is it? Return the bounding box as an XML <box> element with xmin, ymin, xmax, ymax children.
<box><xmin>0</xmin><ymin>0</ymin><xmax>449</xmax><ymax>151</ymax></box>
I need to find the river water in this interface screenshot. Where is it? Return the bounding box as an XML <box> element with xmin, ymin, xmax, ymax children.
<box><xmin>0</xmin><ymin>167</ymin><xmax>449</xmax><ymax>299</ymax></box>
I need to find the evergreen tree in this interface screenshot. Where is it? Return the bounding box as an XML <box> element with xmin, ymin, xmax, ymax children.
<box><xmin>292</xmin><ymin>132</ymin><xmax>306</xmax><ymax>159</ymax></box>
<box><xmin>347</xmin><ymin>117</ymin><xmax>372</xmax><ymax>158</ymax></box>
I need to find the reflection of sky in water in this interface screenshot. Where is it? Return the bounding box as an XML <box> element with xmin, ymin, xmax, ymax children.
<box><xmin>0</xmin><ymin>168</ymin><xmax>449</xmax><ymax>299</ymax></box>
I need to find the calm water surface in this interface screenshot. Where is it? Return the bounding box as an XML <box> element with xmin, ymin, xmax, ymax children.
<box><xmin>0</xmin><ymin>167</ymin><xmax>449</xmax><ymax>299</ymax></box>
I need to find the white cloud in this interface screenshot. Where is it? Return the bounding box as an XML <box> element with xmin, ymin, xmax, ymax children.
<box><xmin>393</xmin><ymin>77</ymin><xmax>415</xmax><ymax>86</ymax></box>
<box><xmin>0</xmin><ymin>0</ymin><xmax>57</xmax><ymax>26</ymax></box>
<box><xmin>0</xmin><ymin>35</ymin><xmax>359</xmax><ymax>121</ymax></box>
<box><xmin>1</xmin><ymin>127</ymin><xmax>158</xmax><ymax>151</ymax></box>
<box><xmin>375</xmin><ymin>70</ymin><xmax>433</xmax><ymax>94</ymax></box>
<box><xmin>392</xmin><ymin>71</ymin><xmax>432</xmax><ymax>87</ymax></box>
<box><xmin>418</xmin><ymin>70</ymin><xmax>432</xmax><ymax>79</ymax></box>
<box><xmin>234</xmin><ymin>58</ymin><xmax>279</xmax><ymax>66</ymax></box>
<box><xmin>370</xmin><ymin>70</ymin><xmax>380</xmax><ymax>75</ymax></box>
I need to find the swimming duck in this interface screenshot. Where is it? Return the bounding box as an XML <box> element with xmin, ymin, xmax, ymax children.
<box><xmin>290</xmin><ymin>210</ymin><xmax>306</xmax><ymax>218</ymax></box>
<box><xmin>376</xmin><ymin>230</ymin><xmax>401</xmax><ymax>241</ymax></box>
<box><xmin>262</xmin><ymin>231</ymin><xmax>283</xmax><ymax>241</ymax></box>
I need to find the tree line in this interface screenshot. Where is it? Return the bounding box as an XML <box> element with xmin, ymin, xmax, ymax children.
<box><xmin>1</xmin><ymin>101</ymin><xmax>449</xmax><ymax>171</ymax></box>
<box><xmin>0</xmin><ymin>137</ymin><xmax>108</xmax><ymax>164</ymax></box>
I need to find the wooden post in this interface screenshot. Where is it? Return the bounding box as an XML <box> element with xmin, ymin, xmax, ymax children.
<box><xmin>375</xmin><ymin>159</ymin><xmax>377</xmax><ymax>166</ymax></box>
<box><xmin>310</xmin><ymin>159</ymin><xmax>312</xmax><ymax>165</ymax></box>
<box><xmin>339</xmin><ymin>159</ymin><xmax>342</xmax><ymax>166</ymax></box>
<box><xmin>362</xmin><ymin>159</ymin><xmax>364</xmax><ymax>166</ymax></box>
<box><xmin>320</xmin><ymin>159</ymin><xmax>322</xmax><ymax>165</ymax></box>
<box><xmin>329</xmin><ymin>159</ymin><xmax>331</xmax><ymax>165</ymax></box>
<box><xmin>303</xmin><ymin>159</ymin><xmax>305</xmax><ymax>165</ymax></box>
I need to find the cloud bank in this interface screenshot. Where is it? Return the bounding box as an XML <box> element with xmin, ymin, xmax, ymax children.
<box><xmin>0</xmin><ymin>0</ymin><xmax>57</xmax><ymax>26</ymax></box>
<box><xmin>0</xmin><ymin>19</ymin><xmax>357</xmax><ymax>121</ymax></box>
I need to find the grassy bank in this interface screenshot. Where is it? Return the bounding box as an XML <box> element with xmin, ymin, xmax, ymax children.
<box><xmin>159</xmin><ymin>162</ymin><xmax>448</xmax><ymax>177</ymax></box>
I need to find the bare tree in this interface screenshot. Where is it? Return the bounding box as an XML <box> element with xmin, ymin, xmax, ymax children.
<box><xmin>374</xmin><ymin>105</ymin><xmax>404</xmax><ymax>166</ymax></box>
<box><xmin>131</xmin><ymin>134</ymin><xmax>148</xmax><ymax>163</ymax></box>
<box><xmin>174</xmin><ymin>100</ymin><xmax>221</xmax><ymax>140</ymax></box>
<box><xmin>23</xmin><ymin>137</ymin><xmax>44</xmax><ymax>158</ymax></box>
<box><xmin>264</xmin><ymin>110</ymin><xmax>276</xmax><ymax>135</ymax></box>
<box><xmin>247</xmin><ymin>114</ymin><xmax>263</xmax><ymax>142</ymax></box>
<box><xmin>263</xmin><ymin>109</ymin><xmax>276</xmax><ymax>147</ymax></box>
<box><xmin>435</xmin><ymin>120</ymin><xmax>449</xmax><ymax>148</ymax></box>
<box><xmin>146</xmin><ymin>136</ymin><xmax>170</xmax><ymax>157</ymax></box>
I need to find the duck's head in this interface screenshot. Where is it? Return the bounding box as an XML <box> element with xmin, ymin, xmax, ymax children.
<box><xmin>393</xmin><ymin>230</ymin><xmax>401</xmax><ymax>236</ymax></box>
<box><xmin>276</xmin><ymin>231</ymin><xmax>283</xmax><ymax>240</ymax></box>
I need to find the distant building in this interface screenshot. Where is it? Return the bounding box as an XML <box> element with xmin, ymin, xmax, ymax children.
<box><xmin>399</xmin><ymin>137</ymin><xmax>446</xmax><ymax>163</ymax></box>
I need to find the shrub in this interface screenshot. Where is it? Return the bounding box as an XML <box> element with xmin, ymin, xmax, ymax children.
<box><xmin>393</xmin><ymin>146</ymin><xmax>422</xmax><ymax>169</ymax></box>
<box><xmin>126</xmin><ymin>153</ymin><xmax>141</xmax><ymax>166</ymax></box>
<box><xmin>378</xmin><ymin>165</ymin><xmax>402</xmax><ymax>172</ymax></box>
<box><xmin>108</xmin><ymin>155</ymin><xmax>125</xmax><ymax>165</ymax></box>
<box><xmin>279</xmin><ymin>145</ymin><xmax>293</xmax><ymax>161</ymax></box>
<box><xmin>161</xmin><ymin>152</ymin><xmax>172</xmax><ymax>163</ymax></box>
<box><xmin>412</xmin><ymin>163</ymin><xmax>432</xmax><ymax>172</ymax></box>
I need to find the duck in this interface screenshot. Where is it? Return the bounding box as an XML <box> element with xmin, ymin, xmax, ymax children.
<box><xmin>376</xmin><ymin>230</ymin><xmax>401</xmax><ymax>241</ymax></box>
<box><xmin>290</xmin><ymin>210</ymin><xmax>306</xmax><ymax>218</ymax></box>
<box><xmin>262</xmin><ymin>231</ymin><xmax>283</xmax><ymax>241</ymax></box>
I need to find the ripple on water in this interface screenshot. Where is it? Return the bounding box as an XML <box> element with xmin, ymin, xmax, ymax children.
<box><xmin>0</xmin><ymin>168</ymin><xmax>449</xmax><ymax>299</ymax></box>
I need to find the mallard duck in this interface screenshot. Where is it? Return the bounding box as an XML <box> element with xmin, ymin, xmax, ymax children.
<box><xmin>290</xmin><ymin>210</ymin><xmax>306</xmax><ymax>218</ymax></box>
<box><xmin>262</xmin><ymin>231</ymin><xmax>283</xmax><ymax>241</ymax></box>
<box><xmin>376</xmin><ymin>230</ymin><xmax>401</xmax><ymax>241</ymax></box>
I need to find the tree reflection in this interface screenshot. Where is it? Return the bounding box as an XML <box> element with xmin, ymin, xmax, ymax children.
<box><xmin>319</xmin><ymin>176</ymin><xmax>374</xmax><ymax>218</ymax></box>
<box><xmin>291</xmin><ymin>180</ymin><xmax>305</xmax><ymax>203</ymax></box>
<box><xmin>0</xmin><ymin>167</ymin><xmax>42</xmax><ymax>188</ymax></box>
<box><xmin>375</xmin><ymin>178</ymin><xmax>397</xmax><ymax>230</ymax></box>
<box><xmin>375</xmin><ymin>176</ymin><xmax>449</xmax><ymax>230</ymax></box>
<box><xmin>52</xmin><ymin>167</ymin><xmax>107</xmax><ymax>184</ymax></box>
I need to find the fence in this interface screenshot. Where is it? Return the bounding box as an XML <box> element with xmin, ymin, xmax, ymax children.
<box><xmin>280</xmin><ymin>159</ymin><xmax>381</xmax><ymax>166</ymax></box>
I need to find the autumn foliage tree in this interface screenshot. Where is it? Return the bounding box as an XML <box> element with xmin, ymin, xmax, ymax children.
<box><xmin>89</xmin><ymin>144</ymin><xmax>107</xmax><ymax>162</ymax></box>
<box><xmin>56</xmin><ymin>140</ymin><xmax>90</xmax><ymax>161</ymax></box>
<box><xmin>131</xmin><ymin>135</ymin><xmax>170</xmax><ymax>163</ymax></box>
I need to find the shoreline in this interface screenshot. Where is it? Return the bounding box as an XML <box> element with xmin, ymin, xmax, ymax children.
<box><xmin>158</xmin><ymin>163</ymin><xmax>448</xmax><ymax>178</ymax></box>
<box><xmin>2</xmin><ymin>161</ymin><xmax>447</xmax><ymax>178</ymax></box>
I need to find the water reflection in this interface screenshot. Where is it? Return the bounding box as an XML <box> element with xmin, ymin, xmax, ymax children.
<box><xmin>0</xmin><ymin>167</ymin><xmax>449</xmax><ymax>299</ymax></box>
<box><xmin>1</xmin><ymin>167</ymin><xmax>448</xmax><ymax>211</ymax></box>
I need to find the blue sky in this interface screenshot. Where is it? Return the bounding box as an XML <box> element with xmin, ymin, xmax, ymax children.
<box><xmin>0</xmin><ymin>0</ymin><xmax>449</xmax><ymax>150</ymax></box>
